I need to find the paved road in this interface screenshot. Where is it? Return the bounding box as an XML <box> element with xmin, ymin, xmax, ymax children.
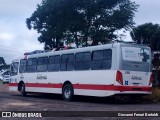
<box><xmin>0</xmin><ymin>82</ymin><xmax>160</xmax><ymax>120</ymax></box>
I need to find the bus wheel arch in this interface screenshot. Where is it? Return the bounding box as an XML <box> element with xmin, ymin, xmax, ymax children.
<box><xmin>18</xmin><ymin>81</ymin><xmax>26</xmax><ymax>97</ymax></box>
<box><xmin>18</xmin><ymin>81</ymin><xmax>24</xmax><ymax>91</ymax></box>
<box><xmin>62</xmin><ymin>81</ymin><xmax>74</xmax><ymax>101</ymax></box>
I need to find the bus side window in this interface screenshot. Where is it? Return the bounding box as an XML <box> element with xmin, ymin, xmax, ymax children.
<box><xmin>37</xmin><ymin>57</ymin><xmax>48</xmax><ymax>72</ymax></box>
<box><xmin>26</xmin><ymin>58</ymin><xmax>37</xmax><ymax>73</ymax></box>
<box><xmin>48</xmin><ymin>55</ymin><xmax>60</xmax><ymax>71</ymax></box>
<box><xmin>61</xmin><ymin>54</ymin><xmax>74</xmax><ymax>71</ymax></box>
<box><xmin>75</xmin><ymin>52</ymin><xmax>91</xmax><ymax>70</ymax></box>
<box><xmin>102</xmin><ymin>50</ymin><xmax>112</xmax><ymax>69</ymax></box>
<box><xmin>91</xmin><ymin>49</ymin><xmax>112</xmax><ymax>70</ymax></box>
<box><xmin>19</xmin><ymin>59</ymin><xmax>27</xmax><ymax>73</ymax></box>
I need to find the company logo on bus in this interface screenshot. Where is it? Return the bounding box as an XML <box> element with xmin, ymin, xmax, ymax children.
<box><xmin>37</xmin><ymin>74</ymin><xmax>47</xmax><ymax>80</ymax></box>
<box><xmin>131</xmin><ymin>76</ymin><xmax>142</xmax><ymax>80</ymax></box>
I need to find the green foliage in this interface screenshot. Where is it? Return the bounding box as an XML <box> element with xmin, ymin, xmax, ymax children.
<box><xmin>130</xmin><ymin>23</ymin><xmax>160</xmax><ymax>51</ymax></box>
<box><xmin>0</xmin><ymin>57</ymin><xmax>6</xmax><ymax>65</ymax></box>
<box><xmin>0</xmin><ymin>57</ymin><xmax>9</xmax><ymax>71</ymax></box>
<box><xmin>26</xmin><ymin>0</ymin><xmax>138</xmax><ymax>50</ymax></box>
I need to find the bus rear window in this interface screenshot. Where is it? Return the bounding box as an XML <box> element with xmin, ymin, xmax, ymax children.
<box><xmin>122</xmin><ymin>47</ymin><xmax>150</xmax><ymax>63</ymax></box>
<box><xmin>121</xmin><ymin>47</ymin><xmax>151</xmax><ymax>72</ymax></box>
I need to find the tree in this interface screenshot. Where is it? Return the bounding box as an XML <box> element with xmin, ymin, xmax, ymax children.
<box><xmin>130</xmin><ymin>23</ymin><xmax>160</xmax><ymax>51</ymax></box>
<box><xmin>0</xmin><ymin>57</ymin><xmax>9</xmax><ymax>71</ymax></box>
<box><xmin>26</xmin><ymin>0</ymin><xmax>138</xmax><ymax>50</ymax></box>
<box><xmin>0</xmin><ymin>57</ymin><xmax>6</xmax><ymax>65</ymax></box>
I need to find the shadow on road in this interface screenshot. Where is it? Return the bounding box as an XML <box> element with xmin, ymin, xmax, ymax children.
<box><xmin>11</xmin><ymin>92</ymin><xmax>150</xmax><ymax>105</ymax></box>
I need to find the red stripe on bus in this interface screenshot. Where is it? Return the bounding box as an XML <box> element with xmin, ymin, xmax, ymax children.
<box><xmin>25</xmin><ymin>83</ymin><xmax>62</xmax><ymax>88</ymax></box>
<box><xmin>9</xmin><ymin>83</ymin><xmax>18</xmax><ymax>86</ymax></box>
<box><xmin>73</xmin><ymin>84</ymin><xmax>152</xmax><ymax>92</ymax></box>
<box><xmin>9</xmin><ymin>83</ymin><xmax>152</xmax><ymax>92</ymax></box>
<box><xmin>114</xmin><ymin>86</ymin><xmax>152</xmax><ymax>92</ymax></box>
<box><xmin>73</xmin><ymin>84</ymin><xmax>114</xmax><ymax>90</ymax></box>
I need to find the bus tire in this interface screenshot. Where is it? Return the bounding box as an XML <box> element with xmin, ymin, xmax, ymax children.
<box><xmin>21</xmin><ymin>83</ymin><xmax>27</xmax><ymax>97</ymax></box>
<box><xmin>62</xmin><ymin>84</ymin><xmax>74</xmax><ymax>101</ymax></box>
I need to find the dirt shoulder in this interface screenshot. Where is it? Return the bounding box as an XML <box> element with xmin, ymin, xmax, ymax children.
<box><xmin>0</xmin><ymin>80</ymin><xmax>9</xmax><ymax>92</ymax></box>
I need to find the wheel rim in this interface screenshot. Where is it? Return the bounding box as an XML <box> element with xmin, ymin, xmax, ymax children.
<box><xmin>64</xmin><ymin>88</ymin><xmax>71</xmax><ymax>99</ymax></box>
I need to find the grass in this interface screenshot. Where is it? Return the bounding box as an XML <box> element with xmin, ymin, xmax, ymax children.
<box><xmin>147</xmin><ymin>87</ymin><xmax>160</xmax><ymax>102</ymax></box>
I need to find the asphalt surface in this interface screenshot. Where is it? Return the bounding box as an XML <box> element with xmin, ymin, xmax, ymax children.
<box><xmin>0</xmin><ymin>81</ymin><xmax>160</xmax><ymax>120</ymax></box>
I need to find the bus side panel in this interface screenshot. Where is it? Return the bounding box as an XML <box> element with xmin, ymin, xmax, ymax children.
<box><xmin>9</xmin><ymin>75</ymin><xmax>20</xmax><ymax>92</ymax></box>
<box><xmin>19</xmin><ymin>70</ymin><xmax>117</xmax><ymax>97</ymax></box>
<box><xmin>63</xmin><ymin>70</ymin><xmax>117</xmax><ymax>97</ymax></box>
<box><xmin>25</xmin><ymin>87</ymin><xmax>62</xmax><ymax>94</ymax></box>
<box><xmin>74</xmin><ymin>89</ymin><xmax>115</xmax><ymax>97</ymax></box>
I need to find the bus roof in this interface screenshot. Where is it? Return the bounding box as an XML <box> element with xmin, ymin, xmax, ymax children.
<box><xmin>12</xmin><ymin>42</ymin><xmax>150</xmax><ymax>61</ymax></box>
<box><xmin>30</xmin><ymin>42</ymin><xmax>150</xmax><ymax>58</ymax></box>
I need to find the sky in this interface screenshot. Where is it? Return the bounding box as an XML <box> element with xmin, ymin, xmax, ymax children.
<box><xmin>0</xmin><ymin>0</ymin><xmax>43</xmax><ymax>64</ymax></box>
<box><xmin>0</xmin><ymin>0</ymin><xmax>160</xmax><ymax>64</ymax></box>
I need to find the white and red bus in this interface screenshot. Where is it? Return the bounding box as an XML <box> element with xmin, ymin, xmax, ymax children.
<box><xmin>9</xmin><ymin>43</ymin><xmax>152</xmax><ymax>101</ymax></box>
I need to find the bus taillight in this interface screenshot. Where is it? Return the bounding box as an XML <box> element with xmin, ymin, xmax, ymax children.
<box><xmin>148</xmin><ymin>74</ymin><xmax>153</xmax><ymax>86</ymax></box>
<box><xmin>116</xmin><ymin>70</ymin><xmax>123</xmax><ymax>85</ymax></box>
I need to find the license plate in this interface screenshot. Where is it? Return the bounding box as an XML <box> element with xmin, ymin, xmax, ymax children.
<box><xmin>133</xmin><ymin>83</ymin><xmax>139</xmax><ymax>86</ymax></box>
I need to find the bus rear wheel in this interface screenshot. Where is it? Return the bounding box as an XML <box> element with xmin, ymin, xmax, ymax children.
<box><xmin>62</xmin><ymin>84</ymin><xmax>74</xmax><ymax>101</ymax></box>
<box><xmin>21</xmin><ymin>83</ymin><xmax>27</xmax><ymax>97</ymax></box>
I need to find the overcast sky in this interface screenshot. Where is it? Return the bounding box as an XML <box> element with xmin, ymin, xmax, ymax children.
<box><xmin>0</xmin><ymin>0</ymin><xmax>160</xmax><ymax>64</ymax></box>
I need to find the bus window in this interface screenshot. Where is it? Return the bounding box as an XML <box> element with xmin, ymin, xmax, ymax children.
<box><xmin>10</xmin><ymin>62</ymin><xmax>19</xmax><ymax>76</ymax></box>
<box><xmin>26</xmin><ymin>58</ymin><xmax>37</xmax><ymax>72</ymax></box>
<box><xmin>48</xmin><ymin>55</ymin><xmax>60</xmax><ymax>71</ymax></box>
<box><xmin>19</xmin><ymin>59</ymin><xmax>27</xmax><ymax>73</ymax></box>
<box><xmin>122</xmin><ymin>47</ymin><xmax>150</xmax><ymax>63</ymax></box>
<box><xmin>91</xmin><ymin>49</ymin><xmax>112</xmax><ymax>70</ymax></box>
<box><xmin>61</xmin><ymin>54</ymin><xmax>74</xmax><ymax>71</ymax></box>
<box><xmin>75</xmin><ymin>52</ymin><xmax>91</xmax><ymax>70</ymax></box>
<box><xmin>122</xmin><ymin>47</ymin><xmax>151</xmax><ymax>72</ymax></box>
<box><xmin>37</xmin><ymin>57</ymin><xmax>48</xmax><ymax>72</ymax></box>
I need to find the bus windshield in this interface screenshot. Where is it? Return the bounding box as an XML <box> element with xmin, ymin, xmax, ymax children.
<box><xmin>122</xmin><ymin>47</ymin><xmax>151</xmax><ymax>72</ymax></box>
<box><xmin>10</xmin><ymin>62</ymin><xmax>19</xmax><ymax>76</ymax></box>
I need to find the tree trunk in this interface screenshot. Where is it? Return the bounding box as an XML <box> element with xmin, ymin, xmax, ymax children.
<box><xmin>74</xmin><ymin>32</ymin><xmax>79</xmax><ymax>48</ymax></box>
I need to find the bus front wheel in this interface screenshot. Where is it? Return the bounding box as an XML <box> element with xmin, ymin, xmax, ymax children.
<box><xmin>62</xmin><ymin>84</ymin><xmax>74</xmax><ymax>101</ymax></box>
<box><xmin>21</xmin><ymin>83</ymin><xmax>27</xmax><ymax>97</ymax></box>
